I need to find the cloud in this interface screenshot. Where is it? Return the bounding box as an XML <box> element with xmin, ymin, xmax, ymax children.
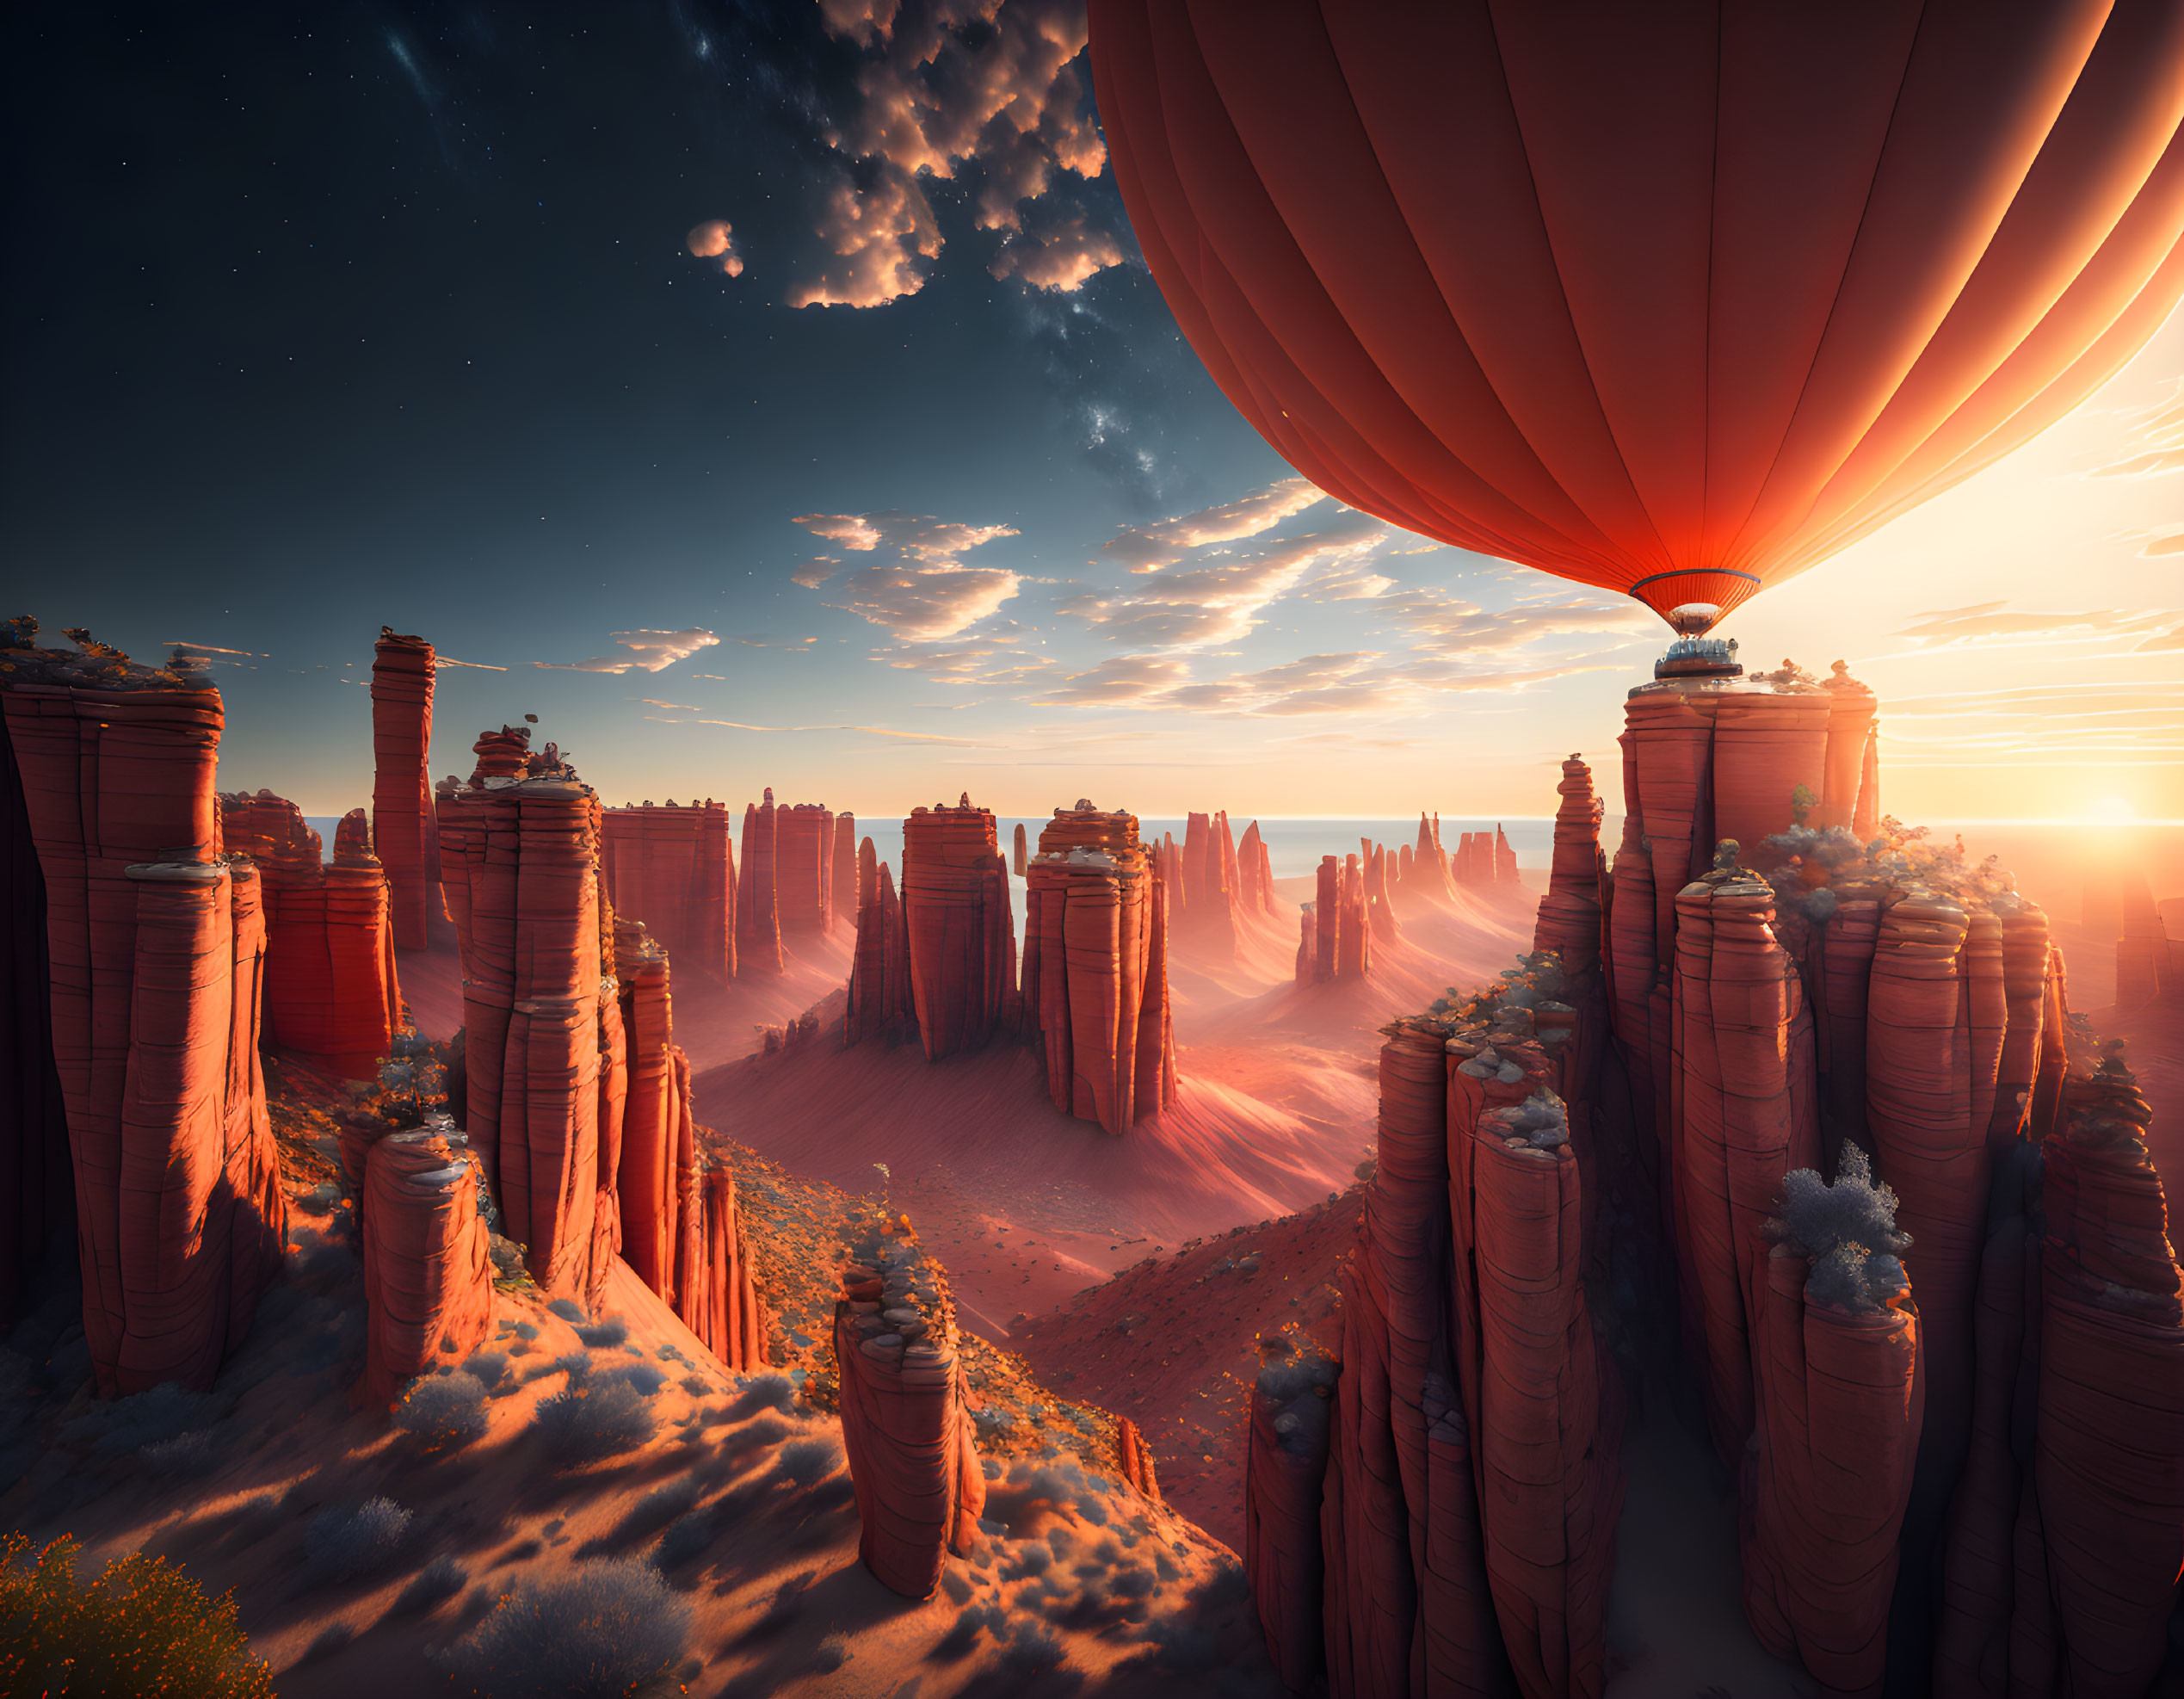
<box><xmin>2138</xmin><ymin>531</ymin><xmax>2184</xmax><ymax>557</ymax></box>
<box><xmin>793</xmin><ymin>556</ymin><xmax>842</xmax><ymax>588</ymax></box>
<box><xmin>787</xmin><ymin>0</ymin><xmax>1121</xmax><ymax>309</ymax></box>
<box><xmin>1379</xmin><ymin>589</ymin><xmax>1655</xmax><ymax>656</ymax></box>
<box><xmin>434</xmin><ymin>655</ymin><xmax>509</xmax><ymax>671</ymax></box>
<box><xmin>685</xmin><ymin>219</ymin><xmax>745</xmax><ymax>277</ymax></box>
<box><xmin>534</xmin><ymin>629</ymin><xmax>720</xmax><ymax>674</ymax></box>
<box><xmin>1029</xmin><ymin>647</ymin><xmax>1613</xmax><ymax>718</ymax></box>
<box><xmin>642</xmin><ymin>713</ymin><xmax>990</xmax><ymax>745</ymax></box>
<box><xmin>1100</xmin><ymin>479</ymin><xmax>1329</xmax><ymax>573</ymax></box>
<box><xmin>1032</xmin><ymin>653</ymin><xmax>1194</xmax><ymax>706</ymax></box>
<box><xmin>1879</xmin><ymin>679</ymin><xmax>2184</xmax><ymax>762</ymax></box>
<box><xmin>1891</xmin><ymin>602</ymin><xmax>2176</xmax><ymax>646</ymax></box>
<box><xmin>1065</xmin><ymin>510</ymin><xmax>1393</xmax><ymax>650</ymax></box>
<box><xmin>789</xmin><ymin>509</ymin><xmax>1022</xmax><ymax>639</ymax></box>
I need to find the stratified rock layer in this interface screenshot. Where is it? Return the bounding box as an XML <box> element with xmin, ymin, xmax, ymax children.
<box><xmin>369</xmin><ymin>628</ymin><xmax>438</xmax><ymax>951</ymax></box>
<box><xmin>599</xmin><ymin>800</ymin><xmax>737</xmax><ymax>981</ymax></box>
<box><xmin>737</xmin><ymin>791</ymin><xmax>783</xmax><ymax>973</ymax></box>
<box><xmin>847</xmin><ymin>840</ymin><xmax>916</xmax><ymax>1046</ymax></box>
<box><xmin>1021</xmin><ymin>804</ymin><xmax>1175</xmax><ymax>1134</ymax></box>
<box><xmin>900</xmin><ymin>796</ymin><xmax>1015</xmax><ymax>1060</ymax></box>
<box><xmin>359</xmin><ymin>1117</ymin><xmax>494</xmax><ymax>1408</ymax></box>
<box><xmin>220</xmin><ymin>789</ymin><xmax>404</xmax><ymax>1078</ymax></box>
<box><xmin>775</xmin><ymin>801</ymin><xmax>833</xmax><ymax>936</ymax></box>
<box><xmin>834</xmin><ymin>1223</ymin><xmax>986</xmax><ymax>1599</ymax></box>
<box><xmin>2</xmin><ymin>634</ymin><xmax>285</xmax><ymax>1395</ymax></box>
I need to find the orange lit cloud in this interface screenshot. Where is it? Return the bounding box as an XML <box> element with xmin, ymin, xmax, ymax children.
<box><xmin>791</xmin><ymin>0</ymin><xmax>1118</xmax><ymax>309</ymax></box>
<box><xmin>1100</xmin><ymin>478</ymin><xmax>1329</xmax><ymax>572</ymax></box>
<box><xmin>684</xmin><ymin>219</ymin><xmax>744</xmax><ymax>276</ymax></box>
<box><xmin>534</xmin><ymin>629</ymin><xmax>720</xmax><ymax>674</ymax></box>
<box><xmin>790</xmin><ymin>509</ymin><xmax>1022</xmax><ymax>639</ymax></box>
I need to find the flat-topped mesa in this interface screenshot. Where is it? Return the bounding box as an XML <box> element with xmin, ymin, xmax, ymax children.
<box><xmin>1</xmin><ymin>623</ymin><xmax>284</xmax><ymax>1390</ymax></box>
<box><xmin>736</xmin><ymin>790</ymin><xmax>783</xmax><ymax>974</ymax></box>
<box><xmin>1534</xmin><ymin>757</ymin><xmax>1607</xmax><ymax>975</ymax></box>
<box><xmin>219</xmin><ymin>790</ymin><xmax>403</xmax><ymax>1078</ymax></box>
<box><xmin>899</xmin><ymin>794</ymin><xmax>1015</xmax><ymax>1061</ymax></box>
<box><xmin>846</xmin><ymin>838</ymin><xmax>916</xmax><ymax>1046</ymax></box>
<box><xmin>1621</xmin><ymin>655</ymin><xmax>1876</xmax><ymax>988</ymax></box>
<box><xmin>1021</xmin><ymin>801</ymin><xmax>1175</xmax><ymax>1134</ymax></box>
<box><xmin>599</xmin><ymin>799</ymin><xmax>737</xmax><ymax>981</ymax></box>
<box><xmin>832</xmin><ymin>1221</ymin><xmax>986</xmax><ymax>1600</ymax></box>
<box><xmin>435</xmin><ymin>741</ymin><xmax>614</xmax><ymax>1300</ymax></box>
<box><xmin>357</xmin><ymin>1116</ymin><xmax>494</xmax><ymax>1409</ymax></box>
<box><xmin>369</xmin><ymin>628</ymin><xmax>439</xmax><ymax>952</ymax></box>
<box><xmin>1257</xmin><ymin>955</ymin><xmax>1619</xmax><ymax>1699</ymax></box>
<box><xmin>774</xmin><ymin>800</ymin><xmax>835</xmax><ymax>936</ymax></box>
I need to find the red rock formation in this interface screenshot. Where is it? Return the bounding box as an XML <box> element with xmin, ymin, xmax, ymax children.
<box><xmin>689</xmin><ymin>1165</ymin><xmax>768</xmax><ymax>1371</ymax></box>
<box><xmin>1411</xmin><ymin>812</ymin><xmax>1453</xmax><ymax>899</ymax></box>
<box><xmin>1364</xmin><ymin>842</ymin><xmax>1400</xmax><ymax>944</ymax></box>
<box><xmin>218</xmin><ymin>789</ymin><xmax>404</xmax><ymax>1078</ymax></box>
<box><xmin>847</xmin><ymin>841</ymin><xmax>916</xmax><ymax>1046</ymax></box>
<box><xmin>369</xmin><ymin>628</ymin><xmax>438</xmax><ymax>951</ymax></box>
<box><xmin>1117</xmin><ymin>1415</ymin><xmax>1163</xmax><ymax>1502</ymax></box>
<box><xmin>1314</xmin><ymin>856</ymin><xmax>1339</xmax><ymax>982</ymax></box>
<box><xmin>1336</xmin><ymin>855</ymin><xmax>1370</xmax><ymax>979</ymax></box>
<box><xmin>1237</xmin><ymin>819</ymin><xmax>1273</xmax><ymax>916</ymax></box>
<box><xmin>775</xmin><ymin>800</ymin><xmax>832</xmax><ymax>936</ymax></box>
<box><xmin>437</xmin><ymin>764</ymin><xmax>609</xmax><ymax>1298</ymax></box>
<box><xmin>3</xmin><ymin>635</ymin><xmax>284</xmax><ymax>1394</ymax></box>
<box><xmin>1535</xmin><ymin>757</ymin><xmax>1607</xmax><ymax>975</ymax></box>
<box><xmin>899</xmin><ymin>795</ymin><xmax>1015</xmax><ymax>1060</ymax></box>
<box><xmin>1175</xmin><ymin>807</ymin><xmax>1244</xmax><ymax>958</ymax></box>
<box><xmin>1492</xmin><ymin>825</ymin><xmax>1519</xmax><ymax>887</ymax></box>
<box><xmin>833</xmin><ymin>1226</ymin><xmax>986</xmax><ymax>1599</ymax></box>
<box><xmin>1243</xmin><ymin>1336</ymin><xmax>1339</xmax><ymax>1696</ymax></box>
<box><xmin>359</xmin><ymin>1120</ymin><xmax>493</xmax><ymax>1407</ymax></box>
<box><xmin>831</xmin><ymin>812</ymin><xmax>858</xmax><ymax>934</ymax></box>
<box><xmin>737</xmin><ymin>791</ymin><xmax>782</xmax><ymax>973</ymax></box>
<box><xmin>614</xmin><ymin>921</ymin><xmax>678</xmax><ymax>1298</ymax></box>
<box><xmin>1817</xmin><ymin>661</ymin><xmax>1879</xmax><ymax>832</ymax></box>
<box><xmin>1743</xmin><ymin>1146</ymin><xmax>1924</xmax><ymax>1696</ymax></box>
<box><xmin>2025</xmin><ymin>1041</ymin><xmax>2184</xmax><ymax>1696</ymax></box>
<box><xmin>1020</xmin><ymin>803</ymin><xmax>1174</xmax><ymax>1134</ymax></box>
<box><xmin>599</xmin><ymin>801</ymin><xmax>737</xmax><ymax>982</ymax></box>
<box><xmin>1853</xmin><ymin>723</ymin><xmax>1882</xmax><ymax>842</ymax></box>
<box><xmin>1711</xmin><ymin>677</ymin><xmax>1830</xmax><ymax>870</ymax></box>
<box><xmin>1012</xmin><ymin>822</ymin><xmax>1027</xmax><ymax>876</ymax></box>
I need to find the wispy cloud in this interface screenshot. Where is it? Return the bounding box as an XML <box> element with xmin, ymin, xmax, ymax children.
<box><xmin>790</xmin><ymin>509</ymin><xmax>1022</xmax><ymax>639</ymax></box>
<box><xmin>642</xmin><ymin>713</ymin><xmax>991</xmax><ymax>745</ymax></box>
<box><xmin>534</xmin><ymin>629</ymin><xmax>720</xmax><ymax>673</ymax></box>
<box><xmin>1891</xmin><ymin>601</ymin><xmax>2176</xmax><ymax>646</ymax></box>
<box><xmin>1098</xmin><ymin>478</ymin><xmax>1329</xmax><ymax>573</ymax></box>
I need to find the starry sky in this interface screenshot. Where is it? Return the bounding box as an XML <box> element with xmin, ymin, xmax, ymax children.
<box><xmin>6</xmin><ymin>1</ymin><xmax>2181</xmax><ymax>825</ymax></box>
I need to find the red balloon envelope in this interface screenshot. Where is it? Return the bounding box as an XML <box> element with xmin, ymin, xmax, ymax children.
<box><xmin>1087</xmin><ymin>1</ymin><xmax>2184</xmax><ymax>631</ymax></box>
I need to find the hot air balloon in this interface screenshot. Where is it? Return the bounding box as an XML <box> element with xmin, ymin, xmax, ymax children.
<box><xmin>1087</xmin><ymin>1</ymin><xmax>2184</xmax><ymax>633</ymax></box>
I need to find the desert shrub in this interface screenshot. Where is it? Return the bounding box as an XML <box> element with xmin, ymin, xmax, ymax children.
<box><xmin>512</xmin><ymin>1321</ymin><xmax>540</xmax><ymax>1340</ymax></box>
<box><xmin>304</xmin><ymin>1621</ymin><xmax>355</xmax><ymax>1662</ymax></box>
<box><xmin>654</xmin><ymin>1507</ymin><xmax>723</xmax><ymax>1569</ymax></box>
<box><xmin>395</xmin><ymin>1555</ymin><xmax>469</xmax><ymax>1615</ymax></box>
<box><xmin>464</xmin><ymin>1350</ymin><xmax>511</xmax><ymax>1393</ymax></box>
<box><xmin>551</xmin><ymin>1350</ymin><xmax>594</xmax><ymax>1385</ymax></box>
<box><xmin>394</xmin><ymin>1372</ymin><xmax>491</xmax><ymax>1450</ymax></box>
<box><xmin>533</xmin><ymin>1379</ymin><xmax>656</xmax><ymax>1467</ymax></box>
<box><xmin>1772</xmin><ymin>1142</ymin><xmax>1912</xmax><ymax>1312</ymax></box>
<box><xmin>775</xmin><ymin>1436</ymin><xmax>842</xmax><ymax>1487</ymax></box>
<box><xmin>434</xmin><ymin>1556</ymin><xmax>690</xmax><ymax>1698</ymax></box>
<box><xmin>140</xmin><ymin>1429</ymin><xmax>221</xmax><ymax>1479</ymax></box>
<box><xmin>610</xmin><ymin>1362</ymin><xmax>666</xmax><ymax>1398</ymax></box>
<box><xmin>679</xmin><ymin>1374</ymin><xmax>709</xmax><ymax>1398</ymax></box>
<box><xmin>0</xmin><ymin>1531</ymin><xmax>274</xmax><ymax>1697</ymax></box>
<box><xmin>301</xmin><ymin>1498</ymin><xmax>412</xmax><ymax>1586</ymax></box>
<box><xmin>572</xmin><ymin>1317</ymin><xmax>627</xmax><ymax>1350</ymax></box>
<box><xmin>546</xmin><ymin>1299</ymin><xmax>585</xmax><ymax>1324</ymax></box>
<box><xmin>726</xmin><ymin>1373</ymin><xmax>795</xmax><ymax>1418</ymax></box>
<box><xmin>63</xmin><ymin>1382</ymin><xmax>227</xmax><ymax>1460</ymax></box>
<box><xmin>813</xmin><ymin>1633</ymin><xmax>850</xmax><ymax>1672</ymax></box>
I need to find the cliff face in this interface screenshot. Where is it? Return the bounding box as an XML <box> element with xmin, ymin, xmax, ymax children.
<box><xmin>220</xmin><ymin>788</ymin><xmax>404</xmax><ymax>1079</ymax></box>
<box><xmin>436</xmin><ymin>728</ymin><xmax>767</xmax><ymax>1370</ymax></box>
<box><xmin>737</xmin><ymin>791</ymin><xmax>782</xmax><ymax>974</ymax></box>
<box><xmin>1244</xmin><ymin>666</ymin><xmax>2181</xmax><ymax>1699</ymax></box>
<box><xmin>599</xmin><ymin>800</ymin><xmax>737</xmax><ymax>981</ymax></box>
<box><xmin>355</xmin><ymin>1115</ymin><xmax>495</xmax><ymax>1409</ymax></box>
<box><xmin>368</xmin><ymin>628</ymin><xmax>438</xmax><ymax>951</ymax></box>
<box><xmin>1021</xmin><ymin>803</ymin><xmax>1175</xmax><ymax>1135</ymax></box>
<box><xmin>898</xmin><ymin>795</ymin><xmax>1015</xmax><ymax>1061</ymax></box>
<box><xmin>1</xmin><ymin>629</ymin><xmax>285</xmax><ymax>1393</ymax></box>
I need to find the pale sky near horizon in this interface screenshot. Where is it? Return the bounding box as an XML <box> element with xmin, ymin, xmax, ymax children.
<box><xmin>7</xmin><ymin>3</ymin><xmax>2178</xmax><ymax>828</ymax></box>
